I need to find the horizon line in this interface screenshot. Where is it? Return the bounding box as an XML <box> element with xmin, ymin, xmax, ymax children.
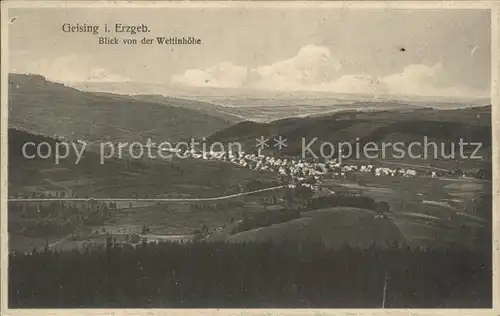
<box><xmin>9</xmin><ymin>72</ymin><xmax>491</xmax><ymax>101</ymax></box>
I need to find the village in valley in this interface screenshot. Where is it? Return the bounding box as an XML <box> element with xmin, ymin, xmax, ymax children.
<box><xmin>5</xmin><ymin>4</ymin><xmax>493</xmax><ymax>309</ymax></box>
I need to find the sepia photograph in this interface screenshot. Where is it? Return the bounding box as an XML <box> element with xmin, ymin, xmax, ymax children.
<box><xmin>1</xmin><ymin>2</ymin><xmax>496</xmax><ymax>312</ymax></box>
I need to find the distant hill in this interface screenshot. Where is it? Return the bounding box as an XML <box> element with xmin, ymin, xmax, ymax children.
<box><xmin>208</xmin><ymin>105</ymin><xmax>492</xmax><ymax>160</ymax></box>
<box><xmin>131</xmin><ymin>94</ymin><xmax>242</xmax><ymax>123</ymax></box>
<box><xmin>8</xmin><ymin>73</ymin><xmax>234</xmax><ymax>143</ymax></box>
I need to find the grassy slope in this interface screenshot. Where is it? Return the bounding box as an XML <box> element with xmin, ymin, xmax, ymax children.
<box><xmin>207</xmin><ymin>207</ymin><xmax>405</xmax><ymax>249</ymax></box>
<box><xmin>8</xmin><ymin>128</ymin><xmax>278</xmax><ymax>198</ymax></box>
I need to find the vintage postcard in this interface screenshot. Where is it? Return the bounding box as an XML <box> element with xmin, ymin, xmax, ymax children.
<box><xmin>1</xmin><ymin>1</ymin><xmax>498</xmax><ymax>315</ymax></box>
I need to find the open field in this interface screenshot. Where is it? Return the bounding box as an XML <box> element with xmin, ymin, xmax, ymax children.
<box><xmin>319</xmin><ymin>173</ymin><xmax>490</xmax><ymax>250</ymax></box>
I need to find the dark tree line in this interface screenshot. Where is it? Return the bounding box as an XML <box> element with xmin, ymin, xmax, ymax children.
<box><xmin>9</xmin><ymin>239</ymin><xmax>491</xmax><ymax>308</ymax></box>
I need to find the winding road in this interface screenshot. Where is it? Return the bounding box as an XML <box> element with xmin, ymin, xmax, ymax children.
<box><xmin>8</xmin><ymin>185</ymin><xmax>288</xmax><ymax>203</ymax></box>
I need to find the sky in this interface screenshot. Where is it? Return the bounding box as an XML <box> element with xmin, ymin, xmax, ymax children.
<box><xmin>8</xmin><ymin>7</ymin><xmax>491</xmax><ymax>98</ymax></box>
